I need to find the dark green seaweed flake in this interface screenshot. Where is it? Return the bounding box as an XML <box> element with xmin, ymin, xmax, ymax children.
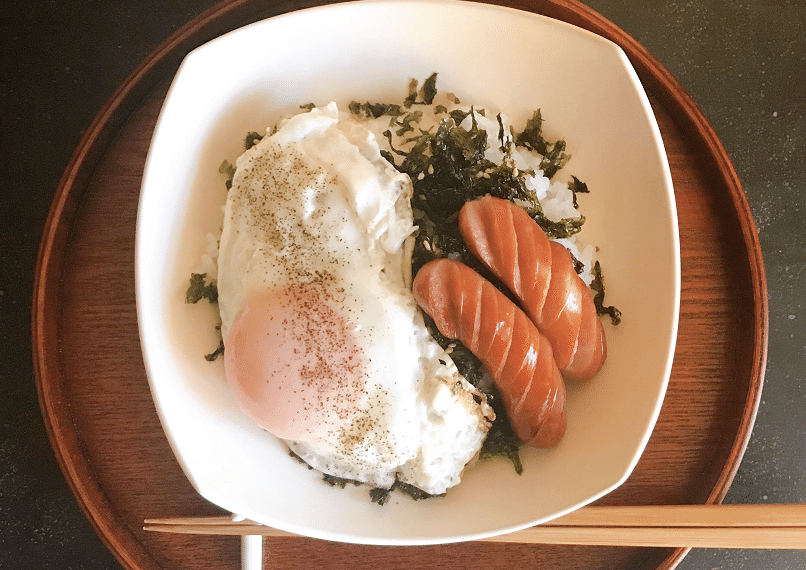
<box><xmin>323</xmin><ymin>474</ymin><xmax>363</xmax><ymax>489</ymax></box>
<box><xmin>569</xmin><ymin>249</ymin><xmax>585</xmax><ymax>275</ymax></box>
<box><xmin>394</xmin><ymin>110</ymin><xmax>423</xmax><ymax>137</ymax></box>
<box><xmin>514</xmin><ymin>109</ymin><xmax>571</xmax><ymax>179</ymax></box>
<box><xmin>204</xmin><ymin>340</ymin><xmax>224</xmax><ymax>362</ymax></box>
<box><xmin>480</xmin><ymin>393</ymin><xmax>524</xmax><ymax>475</ymax></box>
<box><xmin>244</xmin><ymin>131</ymin><xmax>263</xmax><ymax>150</ymax></box>
<box><xmin>591</xmin><ymin>261</ymin><xmax>622</xmax><ymax>325</ymax></box>
<box><xmin>539</xmin><ymin>139</ymin><xmax>571</xmax><ymax>180</ymax></box>
<box><xmin>395</xmin><ymin>479</ymin><xmax>442</xmax><ymax>501</ymax></box>
<box><xmin>420</xmin><ymin>72</ymin><xmax>438</xmax><ymax>105</ymax></box>
<box><xmin>370</xmin><ymin>476</ymin><xmax>444</xmax><ymax>506</ymax></box>
<box><xmin>186</xmin><ymin>274</ymin><xmax>223</xmax><ymax>359</ymax></box>
<box><xmin>369</xmin><ymin>487</ymin><xmax>393</xmax><ymax>505</ymax></box>
<box><xmin>290</xmin><ymin>450</ymin><xmax>440</xmax><ymax>505</ymax></box>
<box><xmin>514</xmin><ymin>108</ymin><xmax>546</xmax><ymax>153</ymax></box>
<box><xmin>449</xmin><ymin>108</ymin><xmax>471</xmax><ymax>126</ymax></box>
<box><xmin>403</xmin><ymin>72</ymin><xmax>439</xmax><ymax>108</ymax></box>
<box><xmin>568</xmin><ymin>175</ymin><xmax>589</xmax><ymax>209</ymax></box>
<box><xmin>185</xmin><ymin>273</ymin><xmax>218</xmax><ymax>304</ymax></box>
<box><xmin>349</xmin><ymin>100</ymin><xmax>405</xmax><ymax>119</ymax></box>
<box><xmin>219</xmin><ymin>160</ymin><xmax>236</xmax><ymax>190</ymax></box>
<box><xmin>532</xmin><ymin>212</ymin><xmax>586</xmax><ymax>240</ymax></box>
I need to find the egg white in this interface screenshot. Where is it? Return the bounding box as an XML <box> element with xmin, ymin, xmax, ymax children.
<box><xmin>217</xmin><ymin>103</ymin><xmax>492</xmax><ymax>495</ymax></box>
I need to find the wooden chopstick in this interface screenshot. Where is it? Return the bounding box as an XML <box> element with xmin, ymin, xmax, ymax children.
<box><xmin>143</xmin><ymin>504</ymin><xmax>806</xmax><ymax>549</ymax></box>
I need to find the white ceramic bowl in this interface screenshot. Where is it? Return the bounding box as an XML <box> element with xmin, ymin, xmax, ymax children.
<box><xmin>136</xmin><ymin>0</ymin><xmax>679</xmax><ymax>545</ymax></box>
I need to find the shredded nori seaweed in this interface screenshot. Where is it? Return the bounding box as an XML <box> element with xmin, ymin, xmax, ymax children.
<box><xmin>591</xmin><ymin>261</ymin><xmax>622</xmax><ymax>325</ymax></box>
<box><xmin>402</xmin><ymin>72</ymin><xmax>439</xmax><ymax>108</ymax></box>
<box><xmin>479</xmin><ymin>394</ymin><xmax>524</xmax><ymax>475</ymax></box>
<box><xmin>185</xmin><ymin>274</ymin><xmax>224</xmax><ymax>360</ymax></box>
<box><xmin>384</xmin><ymin>104</ymin><xmax>585</xmax><ymax>250</ymax></box>
<box><xmin>219</xmin><ymin>160</ymin><xmax>236</xmax><ymax>190</ymax></box>
<box><xmin>185</xmin><ymin>273</ymin><xmax>218</xmax><ymax>304</ymax></box>
<box><xmin>514</xmin><ymin>109</ymin><xmax>571</xmax><ymax>179</ymax></box>
<box><xmin>349</xmin><ymin>100</ymin><xmax>405</xmax><ymax>119</ymax></box>
<box><xmin>532</xmin><ymin>213</ymin><xmax>586</xmax><ymax>240</ymax></box>
<box><xmin>370</xmin><ymin>477</ymin><xmax>445</xmax><ymax>506</ymax></box>
<box><xmin>369</xmin><ymin>487</ymin><xmax>393</xmax><ymax>505</ymax></box>
<box><xmin>244</xmin><ymin>131</ymin><xmax>263</xmax><ymax>150</ymax></box>
<box><xmin>322</xmin><ymin>473</ymin><xmax>363</xmax><ymax>489</ymax></box>
<box><xmin>568</xmin><ymin>175</ymin><xmax>589</xmax><ymax>209</ymax></box>
<box><xmin>205</xmin><ymin>340</ymin><xmax>225</xmax><ymax>362</ymax></box>
<box><xmin>569</xmin><ymin>250</ymin><xmax>585</xmax><ymax>275</ymax></box>
<box><xmin>292</xmin><ymin>450</ymin><xmax>439</xmax><ymax>505</ymax></box>
<box><xmin>349</xmin><ymin>73</ymin><xmax>440</xmax><ymax>121</ymax></box>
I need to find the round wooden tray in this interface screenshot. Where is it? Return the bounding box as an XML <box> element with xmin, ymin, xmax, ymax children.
<box><xmin>33</xmin><ymin>1</ymin><xmax>767</xmax><ymax>569</ymax></box>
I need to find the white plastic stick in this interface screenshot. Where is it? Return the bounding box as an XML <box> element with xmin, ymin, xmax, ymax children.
<box><xmin>241</xmin><ymin>534</ymin><xmax>263</xmax><ymax>570</ymax></box>
<box><xmin>233</xmin><ymin>514</ymin><xmax>263</xmax><ymax>570</ymax></box>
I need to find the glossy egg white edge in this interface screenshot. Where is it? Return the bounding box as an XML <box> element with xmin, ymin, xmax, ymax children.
<box><xmin>135</xmin><ymin>0</ymin><xmax>680</xmax><ymax>545</ymax></box>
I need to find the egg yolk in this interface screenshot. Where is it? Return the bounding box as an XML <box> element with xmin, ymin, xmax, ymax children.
<box><xmin>224</xmin><ymin>282</ymin><xmax>366</xmax><ymax>442</ymax></box>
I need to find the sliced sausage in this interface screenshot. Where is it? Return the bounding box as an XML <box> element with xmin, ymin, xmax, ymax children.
<box><xmin>459</xmin><ymin>195</ymin><xmax>606</xmax><ymax>380</ymax></box>
<box><xmin>413</xmin><ymin>258</ymin><xmax>566</xmax><ymax>447</ymax></box>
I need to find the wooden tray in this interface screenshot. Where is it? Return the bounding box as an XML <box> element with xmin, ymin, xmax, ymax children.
<box><xmin>33</xmin><ymin>1</ymin><xmax>768</xmax><ymax>569</ymax></box>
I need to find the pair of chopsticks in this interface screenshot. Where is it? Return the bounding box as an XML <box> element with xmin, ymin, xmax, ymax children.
<box><xmin>144</xmin><ymin>504</ymin><xmax>806</xmax><ymax>549</ymax></box>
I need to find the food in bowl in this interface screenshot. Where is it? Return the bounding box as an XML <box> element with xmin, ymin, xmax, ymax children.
<box><xmin>189</xmin><ymin>75</ymin><xmax>619</xmax><ymax>501</ymax></box>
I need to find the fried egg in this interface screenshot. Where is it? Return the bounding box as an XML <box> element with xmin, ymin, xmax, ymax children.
<box><xmin>217</xmin><ymin>103</ymin><xmax>492</xmax><ymax>495</ymax></box>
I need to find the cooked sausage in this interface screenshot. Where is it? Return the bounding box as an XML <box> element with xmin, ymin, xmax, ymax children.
<box><xmin>412</xmin><ymin>257</ymin><xmax>566</xmax><ymax>448</ymax></box>
<box><xmin>458</xmin><ymin>195</ymin><xmax>606</xmax><ymax>381</ymax></box>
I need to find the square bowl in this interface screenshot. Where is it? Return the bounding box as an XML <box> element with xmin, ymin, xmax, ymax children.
<box><xmin>136</xmin><ymin>0</ymin><xmax>679</xmax><ymax>545</ymax></box>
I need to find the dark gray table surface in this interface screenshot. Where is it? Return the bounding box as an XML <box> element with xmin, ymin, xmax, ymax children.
<box><xmin>2</xmin><ymin>1</ymin><xmax>804</xmax><ymax>568</ymax></box>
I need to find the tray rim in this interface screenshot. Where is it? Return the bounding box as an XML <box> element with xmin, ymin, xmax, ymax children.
<box><xmin>32</xmin><ymin>0</ymin><xmax>768</xmax><ymax>569</ymax></box>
